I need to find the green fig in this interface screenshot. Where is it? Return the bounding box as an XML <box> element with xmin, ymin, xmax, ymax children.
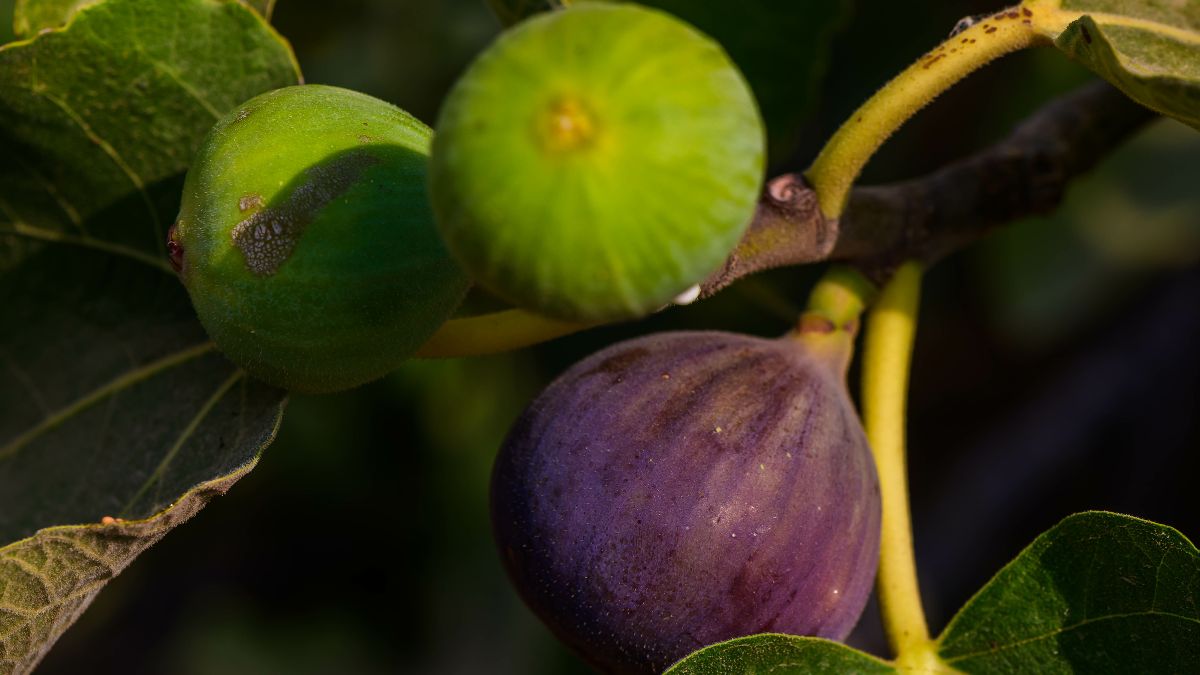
<box><xmin>430</xmin><ymin>3</ymin><xmax>765</xmax><ymax>322</ymax></box>
<box><xmin>172</xmin><ymin>84</ymin><xmax>468</xmax><ymax>393</ymax></box>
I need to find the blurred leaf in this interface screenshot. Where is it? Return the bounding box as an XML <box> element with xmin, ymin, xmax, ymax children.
<box><xmin>665</xmin><ymin>634</ymin><xmax>895</xmax><ymax>674</ymax></box>
<box><xmin>483</xmin><ymin>0</ymin><xmax>564</xmax><ymax>26</ymax></box>
<box><xmin>938</xmin><ymin>511</ymin><xmax>1200</xmax><ymax>673</ymax></box>
<box><xmin>977</xmin><ymin>117</ymin><xmax>1200</xmax><ymax>350</ymax></box>
<box><xmin>0</xmin><ymin>0</ymin><xmax>300</xmax><ymax>270</ymax></box>
<box><xmin>12</xmin><ymin>0</ymin><xmax>96</xmax><ymax>37</ymax></box>
<box><xmin>1025</xmin><ymin>0</ymin><xmax>1200</xmax><ymax>129</ymax></box>
<box><xmin>13</xmin><ymin>0</ymin><xmax>277</xmax><ymax>37</ymax></box>
<box><xmin>0</xmin><ymin>245</ymin><xmax>286</xmax><ymax>675</ymax></box>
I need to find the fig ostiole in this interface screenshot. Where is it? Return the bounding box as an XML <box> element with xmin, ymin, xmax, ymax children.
<box><xmin>173</xmin><ymin>84</ymin><xmax>468</xmax><ymax>394</ymax></box>
<box><xmin>491</xmin><ymin>329</ymin><xmax>881</xmax><ymax>674</ymax></box>
<box><xmin>430</xmin><ymin>3</ymin><xmax>765</xmax><ymax>322</ymax></box>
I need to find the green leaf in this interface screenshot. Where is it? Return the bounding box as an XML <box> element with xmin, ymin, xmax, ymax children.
<box><xmin>1025</xmin><ymin>0</ymin><xmax>1200</xmax><ymax>129</ymax></box>
<box><xmin>665</xmin><ymin>634</ymin><xmax>896</xmax><ymax>674</ymax></box>
<box><xmin>13</xmin><ymin>0</ymin><xmax>277</xmax><ymax>37</ymax></box>
<box><xmin>0</xmin><ymin>244</ymin><xmax>287</xmax><ymax>675</ymax></box>
<box><xmin>12</xmin><ymin>0</ymin><xmax>97</xmax><ymax>38</ymax></box>
<box><xmin>0</xmin><ymin>0</ymin><xmax>298</xmax><ymax>670</ymax></box>
<box><xmin>0</xmin><ymin>0</ymin><xmax>300</xmax><ymax>271</ymax></box>
<box><xmin>938</xmin><ymin>511</ymin><xmax>1200</xmax><ymax>673</ymax></box>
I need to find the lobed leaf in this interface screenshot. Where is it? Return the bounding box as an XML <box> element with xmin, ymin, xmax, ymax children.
<box><xmin>1024</xmin><ymin>0</ymin><xmax>1200</xmax><ymax>129</ymax></box>
<box><xmin>664</xmin><ymin>634</ymin><xmax>896</xmax><ymax>674</ymax></box>
<box><xmin>938</xmin><ymin>511</ymin><xmax>1200</xmax><ymax>673</ymax></box>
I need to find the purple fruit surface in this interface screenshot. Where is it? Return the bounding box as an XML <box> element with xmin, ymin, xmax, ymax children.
<box><xmin>491</xmin><ymin>331</ymin><xmax>881</xmax><ymax>674</ymax></box>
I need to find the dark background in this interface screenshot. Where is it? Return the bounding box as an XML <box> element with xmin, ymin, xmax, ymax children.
<box><xmin>3</xmin><ymin>1</ymin><xmax>1197</xmax><ymax>673</ymax></box>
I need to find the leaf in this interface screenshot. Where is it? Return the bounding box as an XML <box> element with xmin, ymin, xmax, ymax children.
<box><xmin>13</xmin><ymin>0</ymin><xmax>277</xmax><ymax>37</ymax></box>
<box><xmin>664</xmin><ymin>634</ymin><xmax>897</xmax><ymax>674</ymax></box>
<box><xmin>0</xmin><ymin>0</ymin><xmax>301</xmax><ymax>271</ymax></box>
<box><xmin>1024</xmin><ymin>0</ymin><xmax>1200</xmax><ymax>129</ymax></box>
<box><xmin>12</xmin><ymin>0</ymin><xmax>97</xmax><ymax>38</ymax></box>
<box><xmin>0</xmin><ymin>0</ymin><xmax>298</xmax><ymax>670</ymax></box>
<box><xmin>938</xmin><ymin>511</ymin><xmax>1200</xmax><ymax>673</ymax></box>
<box><xmin>0</xmin><ymin>243</ymin><xmax>287</xmax><ymax>674</ymax></box>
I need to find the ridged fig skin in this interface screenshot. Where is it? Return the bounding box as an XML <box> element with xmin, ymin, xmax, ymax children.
<box><xmin>492</xmin><ymin>331</ymin><xmax>881</xmax><ymax>674</ymax></box>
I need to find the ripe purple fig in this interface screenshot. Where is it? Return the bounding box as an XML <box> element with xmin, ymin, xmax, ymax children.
<box><xmin>492</xmin><ymin>330</ymin><xmax>881</xmax><ymax>674</ymax></box>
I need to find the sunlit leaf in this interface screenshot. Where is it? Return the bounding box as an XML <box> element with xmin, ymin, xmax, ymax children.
<box><xmin>1025</xmin><ymin>0</ymin><xmax>1200</xmax><ymax>128</ymax></box>
<box><xmin>938</xmin><ymin>511</ymin><xmax>1200</xmax><ymax>673</ymax></box>
<box><xmin>665</xmin><ymin>634</ymin><xmax>896</xmax><ymax>674</ymax></box>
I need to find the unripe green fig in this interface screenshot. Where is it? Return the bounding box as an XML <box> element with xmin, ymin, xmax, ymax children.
<box><xmin>172</xmin><ymin>84</ymin><xmax>468</xmax><ymax>393</ymax></box>
<box><xmin>430</xmin><ymin>3</ymin><xmax>765</xmax><ymax>322</ymax></box>
<box><xmin>492</xmin><ymin>330</ymin><xmax>881</xmax><ymax>674</ymax></box>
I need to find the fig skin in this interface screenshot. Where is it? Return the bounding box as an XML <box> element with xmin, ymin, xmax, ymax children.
<box><xmin>430</xmin><ymin>4</ymin><xmax>765</xmax><ymax>322</ymax></box>
<box><xmin>492</xmin><ymin>331</ymin><xmax>881</xmax><ymax>674</ymax></box>
<box><xmin>174</xmin><ymin>84</ymin><xmax>468</xmax><ymax>393</ymax></box>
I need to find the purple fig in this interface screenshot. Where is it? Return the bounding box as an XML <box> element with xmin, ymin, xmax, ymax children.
<box><xmin>491</xmin><ymin>330</ymin><xmax>881</xmax><ymax>674</ymax></box>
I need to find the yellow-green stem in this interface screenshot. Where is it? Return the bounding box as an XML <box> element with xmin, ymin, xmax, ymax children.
<box><xmin>806</xmin><ymin>8</ymin><xmax>1043</xmax><ymax>218</ymax></box>
<box><xmin>862</xmin><ymin>262</ymin><xmax>934</xmax><ymax>663</ymax></box>
<box><xmin>415</xmin><ymin>308</ymin><xmax>593</xmax><ymax>359</ymax></box>
<box><xmin>791</xmin><ymin>266</ymin><xmax>877</xmax><ymax>378</ymax></box>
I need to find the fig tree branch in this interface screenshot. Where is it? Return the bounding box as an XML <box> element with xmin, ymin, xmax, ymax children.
<box><xmin>701</xmin><ymin>81</ymin><xmax>1156</xmax><ymax>295</ymax></box>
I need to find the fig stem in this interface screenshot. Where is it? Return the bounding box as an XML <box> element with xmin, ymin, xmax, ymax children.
<box><xmin>861</xmin><ymin>262</ymin><xmax>942</xmax><ymax>665</ymax></box>
<box><xmin>414</xmin><ymin>308</ymin><xmax>594</xmax><ymax>359</ymax></box>
<box><xmin>791</xmin><ymin>265</ymin><xmax>877</xmax><ymax>379</ymax></box>
<box><xmin>805</xmin><ymin>6</ymin><xmax>1044</xmax><ymax>219</ymax></box>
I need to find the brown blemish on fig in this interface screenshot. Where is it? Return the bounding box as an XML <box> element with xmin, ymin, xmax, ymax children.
<box><xmin>1023</xmin><ymin>7</ymin><xmax>1033</xmax><ymax>17</ymax></box>
<box><xmin>358</xmin><ymin>135</ymin><xmax>374</xmax><ymax>143</ymax></box>
<box><xmin>232</xmin><ymin>108</ymin><xmax>252</xmax><ymax>123</ymax></box>
<box><xmin>167</xmin><ymin>220</ymin><xmax>184</xmax><ymax>274</ymax></box>
<box><xmin>238</xmin><ymin>194</ymin><xmax>265</xmax><ymax>212</ymax></box>
<box><xmin>231</xmin><ymin>150</ymin><xmax>380</xmax><ymax>276</ymax></box>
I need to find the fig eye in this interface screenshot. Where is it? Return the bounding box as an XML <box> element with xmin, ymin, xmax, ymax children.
<box><xmin>429</xmin><ymin>4</ymin><xmax>765</xmax><ymax>322</ymax></box>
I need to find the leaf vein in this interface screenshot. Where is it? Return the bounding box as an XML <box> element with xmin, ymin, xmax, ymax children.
<box><xmin>0</xmin><ymin>343</ymin><xmax>217</xmax><ymax>462</ymax></box>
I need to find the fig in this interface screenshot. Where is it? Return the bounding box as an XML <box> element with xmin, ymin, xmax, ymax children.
<box><xmin>429</xmin><ymin>3</ymin><xmax>765</xmax><ymax>322</ymax></box>
<box><xmin>492</xmin><ymin>330</ymin><xmax>881</xmax><ymax>674</ymax></box>
<box><xmin>172</xmin><ymin>84</ymin><xmax>468</xmax><ymax>393</ymax></box>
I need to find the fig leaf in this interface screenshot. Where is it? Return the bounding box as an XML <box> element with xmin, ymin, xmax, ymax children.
<box><xmin>665</xmin><ymin>634</ymin><xmax>896</xmax><ymax>674</ymax></box>
<box><xmin>13</xmin><ymin>0</ymin><xmax>277</xmax><ymax>37</ymax></box>
<box><xmin>0</xmin><ymin>0</ymin><xmax>301</xmax><ymax>273</ymax></box>
<box><xmin>0</xmin><ymin>245</ymin><xmax>287</xmax><ymax>675</ymax></box>
<box><xmin>0</xmin><ymin>0</ymin><xmax>297</xmax><ymax>670</ymax></box>
<box><xmin>939</xmin><ymin>511</ymin><xmax>1200</xmax><ymax>672</ymax></box>
<box><xmin>1024</xmin><ymin>0</ymin><xmax>1200</xmax><ymax>129</ymax></box>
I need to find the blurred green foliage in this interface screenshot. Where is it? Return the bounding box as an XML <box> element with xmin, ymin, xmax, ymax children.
<box><xmin>8</xmin><ymin>1</ymin><xmax>1197</xmax><ymax>673</ymax></box>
